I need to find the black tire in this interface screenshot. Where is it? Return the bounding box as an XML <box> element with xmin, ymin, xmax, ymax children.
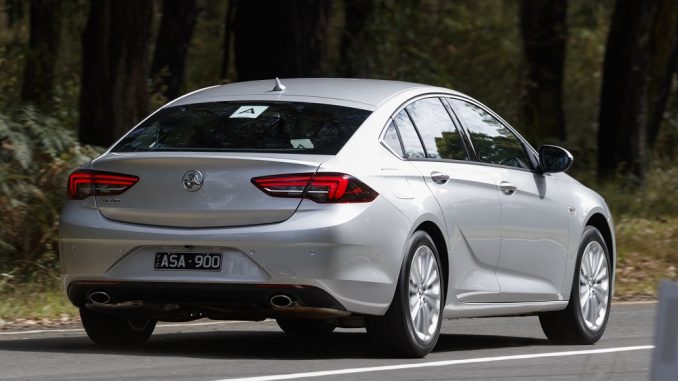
<box><xmin>539</xmin><ymin>226</ymin><xmax>612</xmax><ymax>344</ymax></box>
<box><xmin>366</xmin><ymin>231</ymin><xmax>444</xmax><ymax>358</ymax></box>
<box><xmin>276</xmin><ymin>318</ymin><xmax>335</xmax><ymax>335</ymax></box>
<box><xmin>80</xmin><ymin>308</ymin><xmax>156</xmax><ymax>347</ymax></box>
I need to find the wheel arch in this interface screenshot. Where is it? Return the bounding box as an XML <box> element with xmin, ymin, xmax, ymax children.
<box><xmin>585</xmin><ymin>213</ymin><xmax>615</xmax><ymax>273</ymax></box>
<box><xmin>415</xmin><ymin>220</ymin><xmax>449</xmax><ymax>302</ymax></box>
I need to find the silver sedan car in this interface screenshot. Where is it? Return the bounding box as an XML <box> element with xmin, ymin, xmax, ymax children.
<box><xmin>59</xmin><ymin>78</ymin><xmax>614</xmax><ymax>357</ymax></box>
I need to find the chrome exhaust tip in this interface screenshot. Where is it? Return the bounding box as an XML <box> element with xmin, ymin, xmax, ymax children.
<box><xmin>270</xmin><ymin>294</ymin><xmax>293</xmax><ymax>308</ymax></box>
<box><xmin>88</xmin><ymin>290</ymin><xmax>111</xmax><ymax>304</ymax></box>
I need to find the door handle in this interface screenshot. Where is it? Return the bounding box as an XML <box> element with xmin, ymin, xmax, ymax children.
<box><xmin>430</xmin><ymin>171</ymin><xmax>450</xmax><ymax>184</ymax></box>
<box><xmin>500</xmin><ymin>181</ymin><xmax>517</xmax><ymax>195</ymax></box>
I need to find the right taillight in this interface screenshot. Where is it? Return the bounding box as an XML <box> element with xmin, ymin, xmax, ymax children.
<box><xmin>252</xmin><ymin>172</ymin><xmax>378</xmax><ymax>203</ymax></box>
<box><xmin>67</xmin><ymin>169</ymin><xmax>139</xmax><ymax>200</ymax></box>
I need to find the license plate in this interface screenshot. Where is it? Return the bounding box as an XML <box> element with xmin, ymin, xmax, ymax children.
<box><xmin>154</xmin><ymin>252</ymin><xmax>222</xmax><ymax>271</ymax></box>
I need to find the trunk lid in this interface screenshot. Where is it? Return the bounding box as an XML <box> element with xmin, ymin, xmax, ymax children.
<box><xmin>92</xmin><ymin>152</ymin><xmax>327</xmax><ymax>228</ymax></box>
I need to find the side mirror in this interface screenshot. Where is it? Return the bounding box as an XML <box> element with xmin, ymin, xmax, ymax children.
<box><xmin>538</xmin><ymin>145</ymin><xmax>573</xmax><ymax>174</ymax></box>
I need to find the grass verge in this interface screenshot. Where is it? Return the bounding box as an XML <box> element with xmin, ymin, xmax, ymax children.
<box><xmin>0</xmin><ymin>282</ymin><xmax>77</xmax><ymax>326</ymax></box>
<box><xmin>614</xmin><ymin>216</ymin><xmax>678</xmax><ymax>300</ymax></box>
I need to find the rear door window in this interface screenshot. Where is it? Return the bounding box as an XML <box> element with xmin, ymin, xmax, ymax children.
<box><xmin>406</xmin><ymin>97</ymin><xmax>468</xmax><ymax>161</ymax></box>
<box><xmin>113</xmin><ymin>102</ymin><xmax>371</xmax><ymax>155</ymax></box>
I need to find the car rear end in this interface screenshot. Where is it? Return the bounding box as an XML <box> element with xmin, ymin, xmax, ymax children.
<box><xmin>59</xmin><ymin>97</ymin><xmax>412</xmax><ymax>322</ymax></box>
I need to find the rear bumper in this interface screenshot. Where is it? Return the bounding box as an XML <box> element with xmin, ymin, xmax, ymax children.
<box><xmin>68</xmin><ymin>281</ymin><xmax>344</xmax><ymax>309</ymax></box>
<box><xmin>59</xmin><ymin>196</ymin><xmax>412</xmax><ymax>316</ymax></box>
<box><xmin>68</xmin><ymin>281</ymin><xmax>348</xmax><ymax>322</ymax></box>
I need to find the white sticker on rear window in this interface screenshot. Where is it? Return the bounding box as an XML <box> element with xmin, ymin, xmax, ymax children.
<box><xmin>229</xmin><ymin>106</ymin><xmax>269</xmax><ymax>119</ymax></box>
<box><xmin>290</xmin><ymin>139</ymin><xmax>314</xmax><ymax>149</ymax></box>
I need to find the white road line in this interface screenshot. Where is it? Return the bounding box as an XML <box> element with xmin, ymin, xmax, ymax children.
<box><xmin>0</xmin><ymin>327</ymin><xmax>85</xmax><ymax>335</ymax></box>
<box><xmin>612</xmin><ymin>300</ymin><xmax>657</xmax><ymax>305</ymax></box>
<box><xmin>213</xmin><ymin>345</ymin><xmax>654</xmax><ymax>381</ymax></box>
<box><xmin>0</xmin><ymin>320</ymin><xmax>250</xmax><ymax>336</ymax></box>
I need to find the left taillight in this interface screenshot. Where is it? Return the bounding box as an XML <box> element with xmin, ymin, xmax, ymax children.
<box><xmin>67</xmin><ymin>169</ymin><xmax>139</xmax><ymax>200</ymax></box>
<box><xmin>252</xmin><ymin>172</ymin><xmax>378</xmax><ymax>203</ymax></box>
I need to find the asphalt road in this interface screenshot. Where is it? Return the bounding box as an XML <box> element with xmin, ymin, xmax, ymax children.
<box><xmin>0</xmin><ymin>302</ymin><xmax>656</xmax><ymax>381</ymax></box>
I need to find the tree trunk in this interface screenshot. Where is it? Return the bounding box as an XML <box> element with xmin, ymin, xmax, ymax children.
<box><xmin>220</xmin><ymin>0</ymin><xmax>236</xmax><ymax>80</ymax></box>
<box><xmin>519</xmin><ymin>0</ymin><xmax>567</xmax><ymax>145</ymax></box>
<box><xmin>597</xmin><ymin>0</ymin><xmax>678</xmax><ymax>182</ymax></box>
<box><xmin>79</xmin><ymin>0</ymin><xmax>153</xmax><ymax>147</ymax></box>
<box><xmin>21</xmin><ymin>0</ymin><xmax>62</xmax><ymax>109</ymax></box>
<box><xmin>150</xmin><ymin>0</ymin><xmax>198</xmax><ymax>102</ymax></box>
<box><xmin>233</xmin><ymin>0</ymin><xmax>332</xmax><ymax>81</ymax></box>
<box><xmin>647</xmin><ymin>0</ymin><xmax>678</xmax><ymax>149</ymax></box>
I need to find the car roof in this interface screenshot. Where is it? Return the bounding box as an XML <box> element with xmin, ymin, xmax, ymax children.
<box><xmin>170</xmin><ymin>78</ymin><xmax>460</xmax><ymax>109</ymax></box>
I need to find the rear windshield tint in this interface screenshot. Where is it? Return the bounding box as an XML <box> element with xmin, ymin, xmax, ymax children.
<box><xmin>113</xmin><ymin>102</ymin><xmax>372</xmax><ymax>154</ymax></box>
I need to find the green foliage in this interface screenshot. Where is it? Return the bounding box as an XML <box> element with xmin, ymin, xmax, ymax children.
<box><xmin>0</xmin><ymin>106</ymin><xmax>102</xmax><ymax>288</ymax></box>
<box><xmin>184</xmin><ymin>0</ymin><xmax>229</xmax><ymax>90</ymax></box>
<box><xmin>340</xmin><ymin>0</ymin><xmax>523</xmax><ymax>121</ymax></box>
<box><xmin>594</xmin><ymin>162</ymin><xmax>678</xmax><ymax>219</ymax></box>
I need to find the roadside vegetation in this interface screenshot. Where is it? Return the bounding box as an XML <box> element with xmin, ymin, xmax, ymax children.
<box><xmin>0</xmin><ymin>107</ymin><xmax>101</xmax><ymax>325</ymax></box>
<box><xmin>614</xmin><ymin>217</ymin><xmax>678</xmax><ymax>300</ymax></box>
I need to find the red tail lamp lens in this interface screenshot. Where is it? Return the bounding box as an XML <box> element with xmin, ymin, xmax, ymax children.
<box><xmin>250</xmin><ymin>174</ymin><xmax>314</xmax><ymax>198</ymax></box>
<box><xmin>67</xmin><ymin>169</ymin><xmax>139</xmax><ymax>200</ymax></box>
<box><xmin>252</xmin><ymin>172</ymin><xmax>378</xmax><ymax>203</ymax></box>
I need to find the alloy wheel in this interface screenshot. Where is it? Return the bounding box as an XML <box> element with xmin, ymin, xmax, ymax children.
<box><xmin>578</xmin><ymin>241</ymin><xmax>610</xmax><ymax>331</ymax></box>
<box><xmin>408</xmin><ymin>245</ymin><xmax>442</xmax><ymax>342</ymax></box>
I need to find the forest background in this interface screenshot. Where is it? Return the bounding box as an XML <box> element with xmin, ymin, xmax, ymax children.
<box><xmin>0</xmin><ymin>0</ymin><xmax>677</xmax><ymax>322</ymax></box>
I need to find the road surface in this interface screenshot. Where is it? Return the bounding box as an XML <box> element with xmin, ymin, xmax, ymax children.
<box><xmin>0</xmin><ymin>302</ymin><xmax>656</xmax><ymax>381</ymax></box>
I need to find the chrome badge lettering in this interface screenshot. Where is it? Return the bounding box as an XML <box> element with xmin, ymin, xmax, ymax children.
<box><xmin>182</xmin><ymin>170</ymin><xmax>204</xmax><ymax>192</ymax></box>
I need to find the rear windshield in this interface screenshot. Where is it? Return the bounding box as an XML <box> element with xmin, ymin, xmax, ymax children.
<box><xmin>113</xmin><ymin>102</ymin><xmax>372</xmax><ymax>154</ymax></box>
